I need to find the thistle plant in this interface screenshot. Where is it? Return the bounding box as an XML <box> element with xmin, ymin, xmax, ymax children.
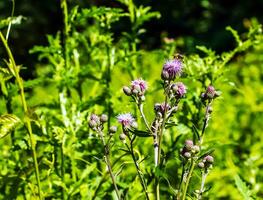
<box><xmin>117</xmin><ymin>55</ymin><xmax>222</xmax><ymax>200</ymax></box>
<box><xmin>88</xmin><ymin>113</ymin><xmax>121</xmax><ymax>199</ymax></box>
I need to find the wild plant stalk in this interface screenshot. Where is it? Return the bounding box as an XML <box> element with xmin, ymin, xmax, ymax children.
<box><xmin>59</xmin><ymin>1</ymin><xmax>74</xmax><ymax>198</ymax></box>
<box><xmin>125</xmin><ymin>135</ymin><xmax>150</xmax><ymax>200</ymax></box>
<box><xmin>0</xmin><ymin>32</ymin><xmax>42</xmax><ymax>199</ymax></box>
<box><xmin>155</xmin><ymin>94</ymin><xmax>168</xmax><ymax>200</ymax></box>
<box><xmin>98</xmin><ymin>130</ymin><xmax>121</xmax><ymax>200</ymax></box>
<box><xmin>89</xmin><ymin>114</ymin><xmax>121</xmax><ymax>199</ymax></box>
<box><xmin>180</xmin><ymin>86</ymin><xmax>219</xmax><ymax>200</ymax></box>
<box><xmin>181</xmin><ymin>159</ymin><xmax>196</xmax><ymax>200</ymax></box>
<box><xmin>197</xmin><ymin>171</ymin><xmax>208</xmax><ymax>200</ymax></box>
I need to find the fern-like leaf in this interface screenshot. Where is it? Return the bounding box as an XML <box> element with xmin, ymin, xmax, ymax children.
<box><xmin>0</xmin><ymin>114</ymin><xmax>21</xmax><ymax>139</ymax></box>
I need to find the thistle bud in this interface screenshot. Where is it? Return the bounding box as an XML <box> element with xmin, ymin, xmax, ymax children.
<box><xmin>185</xmin><ymin>140</ymin><xmax>193</xmax><ymax>150</ymax></box>
<box><xmin>198</xmin><ymin>162</ymin><xmax>205</xmax><ymax>168</ymax></box>
<box><xmin>204</xmin><ymin>155</ymin><xmax>214</xmax><ymax>164</ymax></box>
<box><xmin>183</xmin><ymin>152</ymin><xmax>191</xmax><ymax>158</ymax></box>
<box><xmin>109</xmin><ymin>126</ymin><xmax>117</xmax><ymax>134</ymax></box>
<box><xmin>123</xmin><ymin>86</ymin><xmax>132</xmax><ymax>96</ymax></box>
<box><xmin>100</xmin><ymin>114</ymin><xmax>108</xmax><ymax>123</ymax></box>
<box><xmin>191</xmin><ymin>145</ymin><xmax>200</xmax><ymax>154</ymax></box>
<box><xmin>119</xmin><ymin>133</ymin><xmax>126</xmax><ymax>141</ymax></box>
<box><xmin>88</xmin><ymin>120</ymin><xmax>97</xmax><ymax>129</ymax></box>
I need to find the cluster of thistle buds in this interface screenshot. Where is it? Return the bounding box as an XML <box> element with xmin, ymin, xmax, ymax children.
<box><xmin>181</xmin><ymin>140</ymin><xmax>200</xmax><ymax>159</ymax></box>
<box><xmin>88</xmin><ymin>114</ymin><xmax>117</xmax><ymax>135</ymax></box>
<box><xmin>198</xmin><ymin>155</ymin><xmax>214</xmax><ymax>170</ymax></box>
<box><xmin>123</xmin><ymin>78</ymin><xmax>148</xmax><ymax>103</ymax></box>
<box><xmin>201</xmin><ymin>85</ymin><xmax>221</xmax><ymax>102</ymax></box>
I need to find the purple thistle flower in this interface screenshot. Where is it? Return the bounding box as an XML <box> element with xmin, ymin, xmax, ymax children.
<box><xmin>117</xmin><ymin>113</ymin><xmax>136</xmax><ymax>128</ymax></box>
<box><xmin>206</xmin><ymin>86</ymin><xmax>216</xmax><ymax>99</ymax></box>
<box><xmin>162</xmin><ymin>59</ymin><xmax>183</xmax><ymax>81</ymax></box>
<box><xmin>201</xmin><ymin>85</ymin><xmax>221</xmax><ymax>100</ymax></box>
<box><xmin>171</xmin><ymin>82</ymin><xmax>187</xmax><ymax>98</ymax></box>
<box><xmin>131</xmin><ymin>78</ymin><xmax>148</xmax><ymax>95</ymax></box>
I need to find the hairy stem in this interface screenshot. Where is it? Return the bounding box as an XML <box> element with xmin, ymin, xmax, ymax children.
<box><xmin>0</xmin><ymin>31</ymin><xmax>42</xmax><ymax>199</ymax></box>
<box><xmin>156</xmin><ymin>94</ymin><xmax>168</xmax><ymax>200</ymax></box>
<box><xmin>125</xmin><ymin>139</ymin><xmax>150</xmax><ymax>200</ymax></box>
<box><xmin>98</xmin><ymin>130</ymin><xmax>121</xmax><ymax>200</ymax></box>
<box><xmin>182</xmin><ymin>159</ymin><xmax>195</xmax><ymax>200</ymax></box>
<box><xmin>197</xmin><ymin>171</ymin><xmax>208</xmax><ymax>200</ymax></box>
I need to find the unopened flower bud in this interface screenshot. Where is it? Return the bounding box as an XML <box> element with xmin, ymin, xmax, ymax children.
<box><xmin>183</xmin><ymin>152</ymin><xmax>191</xmax><ymax>158</ymax></box>
<box><xmin>198</xmin><ymin>162</ymin><xmax>205</xmax><ymax>168</ymax></box>
<box><xmin>100</xmin><ymin>114</ymin><xmax>108</xmax><ymax>123</ymax></box>
<box><xmin>89</xmin><ymin>120</ymin><xmax>97</xmax><ymax>129</ymax></box>
<box><xmin>185</xmin><ymin>140</ymin><xmax>193</xmax><ymax>150</ymax></box>
<box><xmin>204</xmin><ymin>155</ymin><xmax>214</xmax><ymax>164</ymax></box>
<box><xmin>90</xmin><ymin>114</ymin><xmax>100</xmax><ymax>124</ymax></box>
<box><xmin>119</xmin><ymin>133</ymin><xmax>126</xmax><ymax>141</ymax></box>
<box><xmin>109</xmin><ymin>126</ymin><xmax>117</xmax><ymax>134</ymax></box>
<box><xmin>191</xmin><ymin>145</ymin><xmax>200</xmax><ymax>153</ymax></box>
<box><xmin>123</xmin><ymin>86</ymin><xmax>132</xmax><ymax>96</ymax></box>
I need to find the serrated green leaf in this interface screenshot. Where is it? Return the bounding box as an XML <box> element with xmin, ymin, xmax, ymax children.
<box><xmin>234</xmin><ymin>175</ymin><xmax>253</xmax><ymax>200</ymax></box>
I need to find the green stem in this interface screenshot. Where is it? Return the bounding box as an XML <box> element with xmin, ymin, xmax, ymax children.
<box><xmin>197</xmin><ymin>171</ymin><xmax>208</xmax><ymax>200</ymax></box>
<box><xmin>182</xmin><ymin>159</ymin><xmax>196</xmax><ymax>200</ymax></box>
<box><xmin>60</xmin><ymin>0</ymin><xmax>70</xmax><ymax>70</ymax></box>
<box><xmin>138</xmin><ymin>103</ymin><xmax>152</xmax><ymax>134</ymax></box>
<box><xmin>156</xmin><ymin>95</ymin><xmax>168</xmax><ymax>200</ymax></box>
<box><xmin>0</xmin><ymin>31</ymin><xmax>42</xmax><ymax>199</ymax></box>
<box><xmin>99</xmin><ymin>130</ymin><xmax>121</xmax><ymax>200</ymax></box>
<box><xmin>125</xmin><ymin>140</ymin><xmax>150</xmax><ymax>200</ymax></box>
<box><xmin>6</xmin><ymin>0</ymin><xmax>15</xmax><ymax>41</ymax></box>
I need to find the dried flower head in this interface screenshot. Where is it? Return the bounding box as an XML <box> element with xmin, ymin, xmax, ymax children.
<box><xmin>154</xmin><ymin>102</ymin><xmax>171</xmax><ymax>115</ymax></box>
<box><xmin>117</xmin><ymin>113</ymin><xmax>136</xmax><ymax>128</ymax></box>
<box><xmin>161</xmin><ymin>59</ymin><xmax>183</xmax><ymax>81</ymax></box>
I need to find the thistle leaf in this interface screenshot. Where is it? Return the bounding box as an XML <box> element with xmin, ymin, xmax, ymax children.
<box><xmin>234</xmin><ymin>175</ymin><xmax>253</xmax><ymax>200</ymax></box>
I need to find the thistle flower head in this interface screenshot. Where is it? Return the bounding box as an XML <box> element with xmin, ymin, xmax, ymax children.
<box><xmin>117</xmin><ymin>113</ymin><xmax>136</xmax><ymax>128</ymax></box>
<box><xmin>89</xmin><ymin>114</ymin><xmax>100</xmax><ymax>130</ymax></box>
<box><xmin>90</xmin><ymin>114</ymin><xmax>100</xmax><ymax>123</ymax></box>
<box><xmin>162</xmin><ymin>59</ymin><xmax>183</xmax><ymax>81</ymax></box>
<box><xmin>171</xmin><ymin>82</ymin><xmax>187</xmax><ymax>98</ymax></box>
<box><xmin>201</xmin><ymin>85</ymin><xmax>221</xmax><ymax>100</ymax></box>
<box><xmin>131</xmin><ymin>78</ymin><xmax>148</xmax><ymax>95</ymax></box>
